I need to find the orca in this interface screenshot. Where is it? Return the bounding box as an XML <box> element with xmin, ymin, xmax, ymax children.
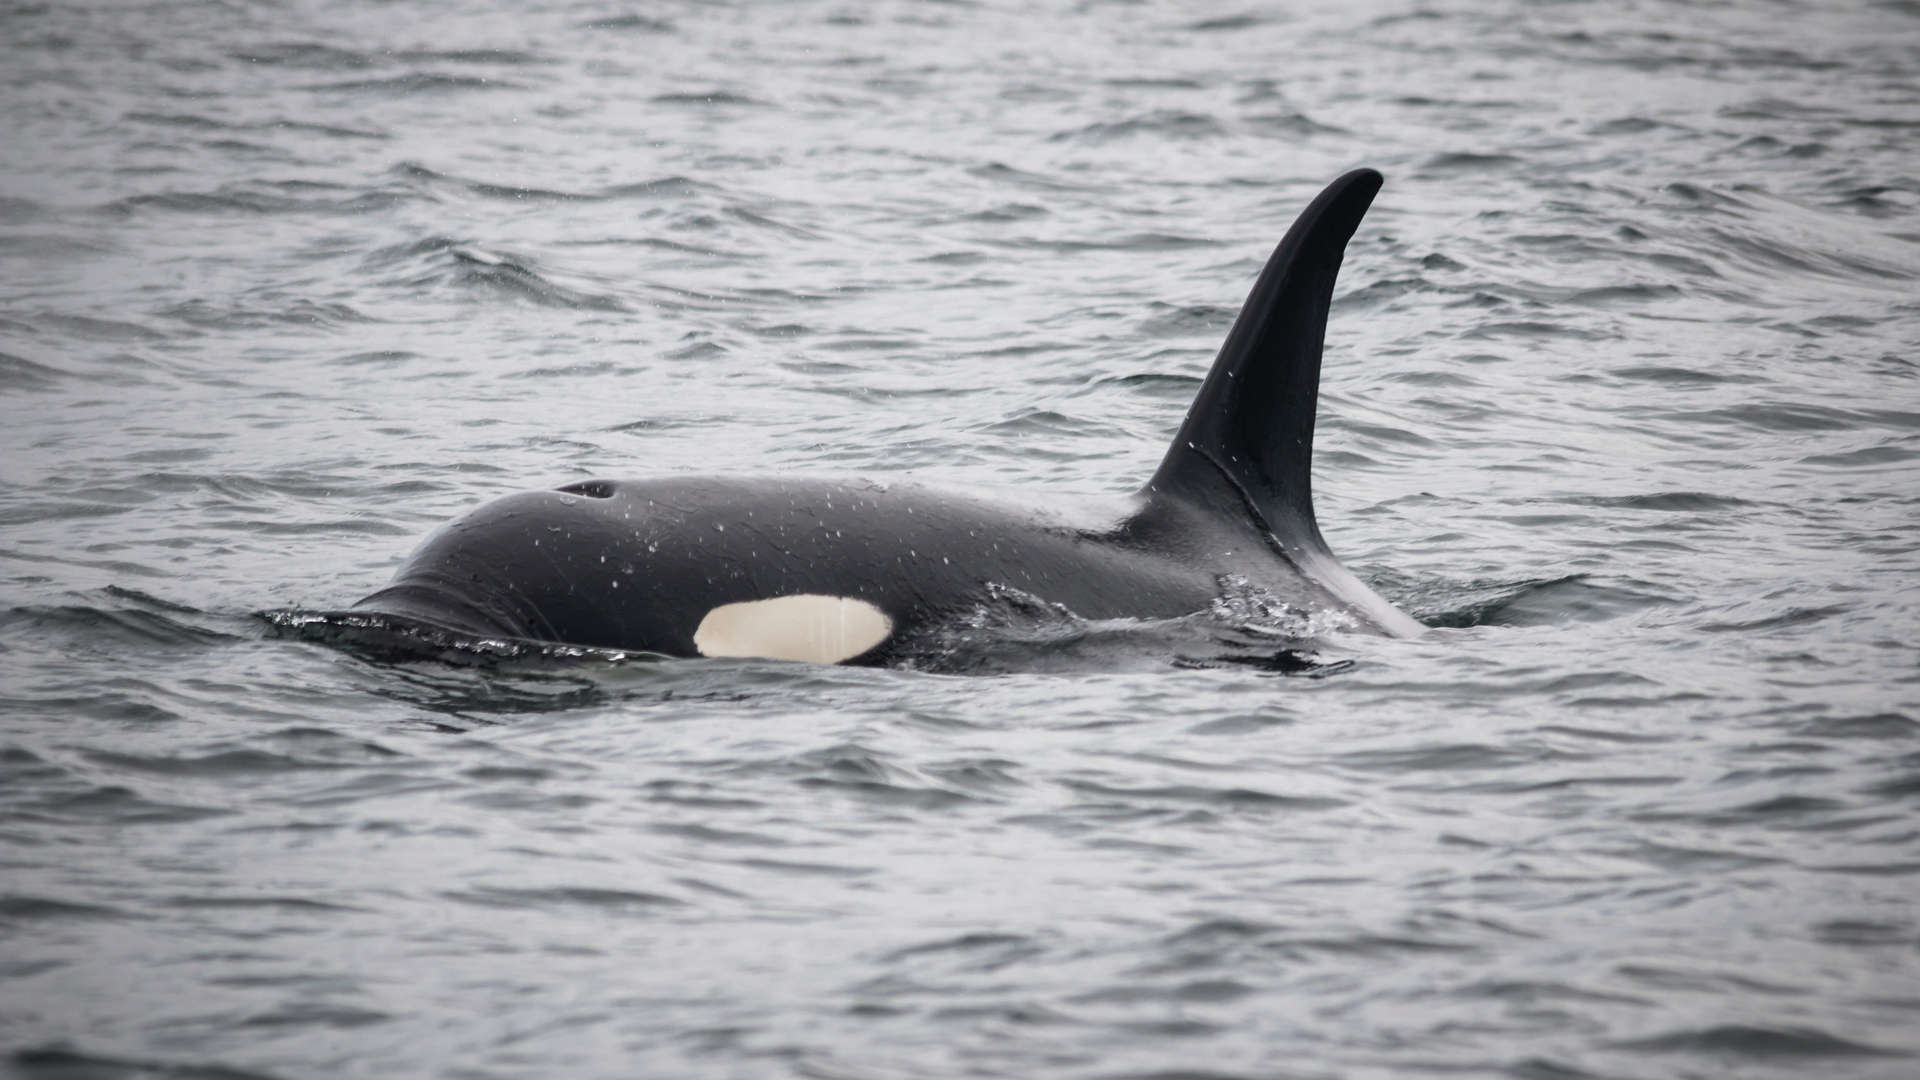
<box><xmin>346</xmin><ymin>168</ymin><xmax>1424</xmax><ymax>665</ymax></box>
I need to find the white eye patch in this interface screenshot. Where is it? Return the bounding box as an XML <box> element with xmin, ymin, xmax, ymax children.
<box><xmin>692</xmin><ymin>594</ymin><xmax>893</xmax><ymax>664</ymax></box>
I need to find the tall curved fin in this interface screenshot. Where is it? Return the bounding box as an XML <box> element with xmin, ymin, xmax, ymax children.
<box><xmin>1142</xmin><ymin>168</ymin><xmax>1382</xmax><ymax>555</ymax></box>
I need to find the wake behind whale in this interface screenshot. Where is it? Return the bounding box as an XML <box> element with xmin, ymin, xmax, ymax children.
<box><xmin>277</xmin><ymin>169</ymin><xmax>1425</xmax><ymax>671</ymax></box>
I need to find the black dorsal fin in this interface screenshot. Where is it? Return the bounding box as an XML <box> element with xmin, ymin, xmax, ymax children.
<box><xmin>1142</xmin><ymin>168</ymin><xmax>1382</xmax><ymax>555</ymax></box>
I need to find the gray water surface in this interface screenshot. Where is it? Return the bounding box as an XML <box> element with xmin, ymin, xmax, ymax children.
<box><xmin>3</xmin><ymin>0</ymin><xmax>1918</xmax><ymax>1077</ymax></box>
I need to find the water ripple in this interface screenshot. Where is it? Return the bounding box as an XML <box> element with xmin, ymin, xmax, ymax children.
<box><xmin>6</xmin><ymin>0</ymin><xmax>1920</xmax><ymax>1076</ymax></box>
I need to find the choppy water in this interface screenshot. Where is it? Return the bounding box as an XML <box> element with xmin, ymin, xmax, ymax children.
<box><xmin>4</xmin><ymin>0</ymin><xmax>1919</xmax><ymax>1076</ymax></box>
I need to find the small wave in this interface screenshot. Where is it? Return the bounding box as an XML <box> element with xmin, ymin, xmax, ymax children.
<box><xmin>163</xmin><ymin>893</ymin><xmax>365</xmax><ymax>913</ymax></box>
<box><xmin>726</xmin><ymin>206</ymin><xmax>822</xmax><ymax>240</ymax></box>
<box><xmin>20</xmin><ymin>311</ymin><xmax>164</xmax><ymax>342</ymax></box>
<box><xmin>393</xmin><ymin>48</ymin><xmax>549</xmax><ymax>67</ymax></box>
<box><xmin>124</xmin><ymin>110</ymin><xmax>231</xmax><ymax>131</ymax></box>
<box><xmin>1050</xmin><ymin>110</ymin><xmax>1225</xmax><ymax>144</ymax></box>
<box><xmin>883</xmin><ymin>931</ymin><xmax>1043</xmax><ymax>967</ymax></box>
<box><xmin>395</xmin><ymin>163</ymin><xmax>719</xmax><ymax>205</ymax></box>
<box><xmin>1813</xmin><ymin>918</ymin><xmax>1917</xmax><ymax>945</ymax></box>
<box><xmin>1061</xmin><ymin>778</ymin><xmax>1346</xmax><ymax>813</ymax></box>
<box><xmin>158</xmin><ymin>297</ymin><xmax>375</xmax><ymax>331</ymax></box>
<box><xmin>1406</xmin><ymin>574</ymin><xmax>1677</xmax><ymax>628</ymax></box>
<box><xmin>1185</xmin><ymin>13</ymin><xmax>1270</xmax><ymax>31</ymax></box>
<box><xmin>81</xmin><ymin>745</ymin><xmax>351</xmax><ymax>779</ymax></box>
<box><xmin>977</xmin><ymin>408</ymin><xmax>1115</xmax><ymax>438</ymax></box>
<box><xmin>1333</xmin><ymin>418</ymin><xmax>1435</xmax><ymax>447</ymax></box>
<box><xmin>304</xmin><ymin>72</ymin><xmax>522</xmax><ymax>95</ymax></box>
<box><xmin>0</xmin><ymin>351</ymin><xmax>66</xmax><ymax>390</ymax></box>
<box><xmin>229</xmin><ymin>41</ymin><xmax>380</xmax><ymax>69</ymax></box>
<box><xmin>1709</xmin><ymin>225</ymin><xmax>1914</xmax><ymax>282</ymax></box>
<box><xmin>1610</xmin><ymin>364</ymin><xmax>1761</xmax><ymax>386</ymax></box>
<box><xmin>649</xmin><ymin>821</ymin><xmax>784</xmax><ymax>848</ymax></box>
<box><xmin>392</xmin><ymin>161</ymin><xmax>589</xmax><ymax>203</ymax></box>
<box><xmin>1</xmin><ymin>597</ymin><xmax>237</xmax><ymax>650</ymax></box>
<box><xmin>1630</xmin><ymin>789</ymin><xmax>1852</xmax><ymax>833</ymax></box>
<box><xmin>1135</xmin><ymin>303</ymin><xmax>1232</xmax><ymax>338</ymax></box>
<box><xmin>267</xmin><ymin>118</ymin><xmax>391</xmax><ymax>141</ymax></box>
<box><xmin>579</xmin><ymin>13</ymin><xmax>676</xmax><ymax>32</ymax></box>
<box><xmin>241</xmin><ymin>1003</ymin><xmax>394</xmax><ymax>1031</ymax></box>
<box><xmin>1334</xmin><ymin>741</ymin><xmax>1537</xmax><ymax>775</ymax></box>
<box><xmin>364</xmin><ymin>235</ymin><xmax>632</xmax><ymax>311</ymax></box>
<box><xmin>651</xmin><ymin>90</ymin><xmax>769</xmax><ymax>107</ymax></box>
<box><xmin>988</xmin><ymin>232</ymin><xmax>1220</xmax><ymax>254</ymax></box>
<box><xmin>504</xmin><ymin>359</ymin><xmax>630</xmax><ymax>381</ymax></box>
<box><xmin>1659</xmin><ymin>181</ymin><xmax>1752</xmax><ymax>212</ymax></box>
<box><xmin>1566</xmin><ymin>283</ymin><xmax>1683</xmax><ymax>308</ymax></box>
<box><xmin>1104</xmin><ymin>76</ymin><xmax>1204</xmax><ymax>90</ymax></box>
<box><xmin>952</xmin><ymin>202</ymin><xmax>1048</xmax><ymax>224</ymax></box>
<box><xmin>0</xmin><ymin>894</ymin><xmax>132</xmax><ymax>923</ymax></box>
<box><xmin>1244</xmin><ymin>109</ymin><xmax>1347</xmax><ymax>138</ymax></box>
<box><xmin>21</xmin><ymin>783</ymin><xmax>230</xmax><ymax>826</ymax></box>
<box><xmin>1588</xmin><ymin>115</ymin><xmax>1668</xmax><ymax>136</ymax></box>
<box><xmin>1799</xmin><ymin>443</ymin><xmax>1919</xmax><ymax>468</ymax></box>
<box><xmin>442</xmin><ymin>885</ymin><xmax>684</xmax><ymax>913</ymax></box>
<box><xmin>727</xmin><ymin>741</ymin><xmax>981</xmax><ymax>810</ymax></box>
<box><xmin>965</xmin><ymin>162</ymin><xmax>1091</xmax><ymax>191</ymax></box>
<box><xmin>1612</xmin><ymin>1024</ymin><xmax>1908</xmax><ymax>1059</ymax></box>
<box><xmin>606</xmin><ymin>176</ymin><xmax>717</xmax><ymax>200</ymax></box>
<box><xmin>1659</xmin><ymin>402</ymin><xmax>1906</xmax><ymax>434</ymax></box>
<box><xmin>100</xmin><ymin>183</ymin><xmax>410</xmax><ymax>218</ymax></box>
<box><xmin>1565</xmin><ymin>491</ymin><xmax>1754</xmax><ymax>512</ymax></box>
<box><xmin>914</xmin><ymin>249</ymin><xmax>987</xmax><ymax>266</ymax></box>
<box><xmin>1088</xmin><ymin>371</ymin><xmax>1204</xmax><ymax>399</ymax></box>
<box><xmin>1720</xmin><ymin>95</ymin><xmax>1838</xmax><ymax>121</ymax></box>
<box><xmin>622</xmin><ymin>235</ymin><xmax>754</xmax><ymax>260</ymax></box>
<box><xmin>1461</xmin><ymin>319</ymin><xmax>1611</xmax><ymax>342</ymax></box>
<box><xmin>0</xmin><ymin>194</ymin><xmax>48</xmax><ymax>223</ymax></box>
<box><xmin>1725</xmin><ymin>134</ymin><xmax>1828</xmax><ymax>160</ymax></box>
<box><xmin>1699</xmin><ymin>604</ymin><xmax>1851</xmax><ymax>633</ymax></box>
<box><xmin>1793</xmin><ymin>711</ymin><xmax>1917</xmax><ymax>741</ymax></box>
<box><xmin>1335</xmin><ymin>274</ymin><xmax>1430</xmax><ymax>310</ymax></box>
<box><xmin>10</xmin><ymin>1047</ymin><xmax>288</xmax><ymax>1080</ymax></box>
<box><xmin>1419</xmin><ymin>151</ymin><xmax>1523</xmax><ymax>173</ymax></box>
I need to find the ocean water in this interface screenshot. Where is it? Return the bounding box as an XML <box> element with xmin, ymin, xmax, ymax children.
<box><xmin>3</xmin><ymin>0</ymin><xmax>1918</xmax><ymax>1076</ymax></box>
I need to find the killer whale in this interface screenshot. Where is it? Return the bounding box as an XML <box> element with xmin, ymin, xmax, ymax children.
<box><xmin>347</xmin><ymin>168</ymin><xmax>1424</xmax><ymax>664</ymax></box>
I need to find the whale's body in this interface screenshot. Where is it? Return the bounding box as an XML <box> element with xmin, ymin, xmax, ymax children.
<box><xmin>349</xmin><ymin>169</ymin><xmax>1423</xmax><ymax>665</ymax></box>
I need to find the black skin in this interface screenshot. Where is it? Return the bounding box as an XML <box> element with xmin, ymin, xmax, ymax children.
<box><xmin>350</xmin><ymin>169</ymin><xmax>1425</xmax><ymax>662</ymax></box>
<box><xmin>355</xmin><ymin>476</ymin><xmax>1374</xmax><ymax>664</ymax></box>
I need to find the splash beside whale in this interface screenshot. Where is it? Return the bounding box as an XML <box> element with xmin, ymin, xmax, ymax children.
<box><xmin>337</xmin><ymin>168</ymin><xmax>1424</xmax><ymax>666</ymax></box>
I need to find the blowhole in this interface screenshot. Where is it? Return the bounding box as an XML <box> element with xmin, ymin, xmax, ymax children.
<box><xmin>557</xmin><ymin>480</ymin><xmax>615</xmax><ymax>499</ymax></box>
